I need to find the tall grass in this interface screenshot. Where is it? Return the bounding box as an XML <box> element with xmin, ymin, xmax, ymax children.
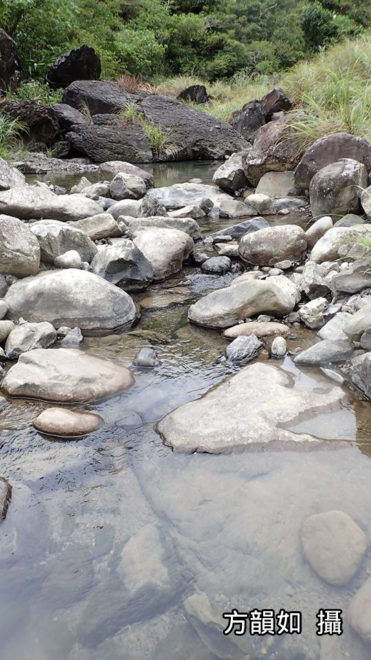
<box><xmin>0</xmin><ymin>114</ymin><xmax>26</xmax><ymax>160</ymax></box>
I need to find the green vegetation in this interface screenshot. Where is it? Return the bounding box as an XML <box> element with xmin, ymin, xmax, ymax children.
<box><xmin>120</xmin><ymin>102</ymin><xmax>172</xmax><ymax>156</ymax></box>
<box><xmin>0</xmin><ymin>113</ymin><xmax>26</xmax><ymax>159</ymax></box>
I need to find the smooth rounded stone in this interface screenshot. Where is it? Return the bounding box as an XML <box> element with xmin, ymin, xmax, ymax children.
<box><xmin>33</xmin><ymin>407</ymin><xmax>103</xmax><ymax>437</ymax></box>
<box><xmin>2</xmin><ymin>348</ymin><xmax>134</xmax><ymax>402</ymax></box>
<box><xmin>301</xmin><ymin>510</ymin><xmax>367</xmax><ymax>586</ymax></box>
<box><xmin>226</xmin><ymin>334</ymin><xmax>262</xmax><ymax>364</ymax></box>
<box><xmin>0</xmin><ymin>320</ymin><xmax>15</xmax><ymax>343</ymax></box>
<box><xmin>212</xmin><ymin>152</ymin><xmax>248</xmax><ymax>192</ymax></box>
<box><xmin>98</xmin><ymin>161</ymin><xmax>153</xmax><ymax>187</ymax></box>
<box><xmin>110</xmin><ymin>173</ymin><xmax>147</xmax><ymax>201</ymax></box>
<box><xmin>255</xmin><ymin>171</ymin><xmax>298</xmax><ymax>198</ymax></box>
<box><xmin>189</xmin><ymin>276</ymin><xmax>298</xmax><ymax>329</ymax></box>
<box><xmin>239</xmin><ymin>225</ymin><xmax>307</xmax><ymax>266</ymax></box>
<box><xmin>0</xmin><ymin>299</ymin><xmax>8</xmax><ymax>320</ymax></box>
<box><xmin>59</xmin><ymin>327</ymin><xmax>83</xmax><ymax>347</ymax></box>
<box><xmin>310</xmin><ymin>225</ymin><xmax>371</xmax><ymax>263</ymax></box>
<box><xmin>216</xmin><ymin>243</ymin><xmax>239</xmax><ymax>258</ymax></box>
<box><xmin>0</xmin><ymin>214</ymin><xmax>40</xmax><ymax>277</ymax></box>
<box><xmin>30</xmin><ymin>219</ymin><xmax>97</xmax><ymax>264</ymax></box>
<box><xmin>350</xmin><ymin>577</ymin><xmax>371</xmax><ymax>643</ymax></box>
<box><xmin>71</xmin><ymin>213</ymin><xmax>121</xmax><ymax>240</ymax></box>
<box><xmin>0</xmin><ymin>156</ymin><xmax>25</xmax><ymax>191</ymax></box>
<box><xmin>201</xmin><ymin>256</ymin><xmax>231</xmax><ymax>275</ymax></box>
<box><xmin>317</xmin><ymin>312</ymin><xmax>352</xmax><ymax>343</ymax></box>
<box><xmin>108</xmin><ymin>199</ymin><xmax>142</xmax><ymax>219</ymax></box>
<box><xmin>334</xmin><ymin>213</ymin><xmax>365</xmax><ymax>227</ymax></box>
<box><xmin>71</xmin><ymin>180</ymin><xmax>110</xmax><ymax>198</ymax></box>
<box><xmin>245</xmin><ymin>192</ymin><xmax>274</xmax><ymax>214</ymax></box>
<box><xmin>157</xmin><ymin>362</ymin><xmax>344</xmax><ymax>453</ymax></box>
<box><xmin>133</xmin><ymin>347</ymin><xmax>160</xmax><ymax>368</ymax></box>
<box><xmin>305</xmin><ymin>216</ymin><xmax>333</xmax><ymax>248</ymax></box>
<box><xmin>309</xmin><ymin>158</ymin><xmax>368</xmax><ymax>217</ymax></box>
<box><xmin>0</xmin><ymin>184</ymin><xmax>102</xmax><ymax>221</ymax></box>
<box><xmin>361</xmin><ymin>185</ymin><xmax>371</xmax><ymax>218</ymax></box>
<box><xmin>5</xmin><ymin>321</ymin><xmax>57</xmax><ymax>359</ymax></box>
<box><xmin>344</xmin><ymin>303</ymin><xmax>371</xmax><ymax>341</ymax></box>
<box><xmin>224</xmin><ymin>321</ymin><xmax>289</xmax><ymax>340</ymax></box>
<box><xmin>91</xmin><ymin>240</ymin><xmax>154</xmax><ymax>292</ymax></box>
<box><xmin>274</xmin><ymin>260</ymin><xmax>292</xmax><ymax>270</ymax></box>
<box><xmin>5</xmin><ymin>269</ymin><xmax>137</xmax><ymax>335</ymax></box>
<box><xmin>133</xmin><ymin>228</ymin><xmax>194</xmax><ymax>281</ymax></box>
<box><xmin>268</xmin><ymin>267</ymin><xmax>282</xmax><ymax>276</ymax></box>
<box><xmin>0</xmin><ymin>476</ymin><xmax>11</xmax><ymax>520</ymax></box>
<box><xmin>298</xmin><ymin>298</ymin><xmax>328</xmax><ymax>329</ymax></box>
<box><xmin>271</xmin><ymin>336</ymin><xmax>287</xmax><ymax>358</ymax></box>
<box><xmin>54</xmin><ymin>250</ymin><xmax>82</xmax><ymax>269</ymax></box>
<box><xmin>120</xmin><ymin>215</ymin><xmax>201</xmax><ymax>240</ymax></box>
<box><xmin>361</xmin><ymin>328</ymin><xmax>371</xmax><ymax>350</ymax></box>
<box><xmin>294</xmin><ymin>339</ymin><xmax>354</xmax><ymax>366</ymax></box>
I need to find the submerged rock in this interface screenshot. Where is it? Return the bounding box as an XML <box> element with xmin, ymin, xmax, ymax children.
<box><xmin>201</xmin><ymin>256</ymin><xmax>231</xmax><ymax>275</ymax></box>
<box><xmin>224</xmin><ymin>321</ymin><xmax>289</xmax><ymax>340</ymax></box>
<box><xmin>33</xmin><ymin>407</ymin><xmax>103</xmax><ymax>437</ymax></box>
<box><xmin>133</xmin><ymin>347</ymin><xmax>160</xmax><ymax>368</ymax></box>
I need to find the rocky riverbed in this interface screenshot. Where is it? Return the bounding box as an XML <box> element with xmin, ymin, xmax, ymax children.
<box><xmin>0</xmin><ymin>129</ymin><xmax>370</xmax><ymax>659</ymax></box>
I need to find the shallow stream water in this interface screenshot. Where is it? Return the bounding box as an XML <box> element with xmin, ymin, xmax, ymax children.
<box><xmin>0</xmin><ymin>162</ymin><xmax>370</xmax><ymax>659</ymax></box>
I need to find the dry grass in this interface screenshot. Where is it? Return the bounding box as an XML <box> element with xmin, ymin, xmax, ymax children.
<box><xmin>116</xmin><ymin>74</ymin><xmax>155</xmax><ymax>95</ymax></box>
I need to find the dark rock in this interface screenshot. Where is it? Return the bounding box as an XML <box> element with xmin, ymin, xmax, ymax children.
<box><xmin>52</xmin><ymin>103</ymin><xmax>87</xmax><ymax>130</ymax></box>
<box><xmin>0</xmin><ymin>476</ymin><xmax>11</xmax><ymax>520</ymax></box>
<box><xmin>13</xmin><ymin>153</ymin><xmax>98</xmax><ymax>176</ymax></box>
<box><xmin>0</xmin><ymin>29</ymin><xmax>21</xmax><ymax>92</ymax></box>
<box><xmin>66</xmin><ymin>122</ymin><xmax>152</xmax><ymax>163</ymax></box>
<box><xmin>0</xmin><ymin>100</ymin><xmax>60</xmax><ymax>147</ymax></box>
<box><xmin>260</xmin><ymin>88</ymin><xmax>292</xmax><ymax>119</ymax></box>
<box><xmin>208</xmin><ymin>217</ymin><xmax>269</xmax><ymax>241</ymax></box>
<box><xmin>62</xmin><ymin>80</ymin><xmax>129</xmax><ymax>115</ymax></box>
<box><xmin>295</xmin><ymin>133</ymin><xmax>371</xmax><ymax>192</ymax></box>
<box><xmin>177</xmin><ymin>85</ymin><xmax>209</xmax><ymax>104</ymax></box>
<box><xmin>47</xmin><ymin>45</ymin><xmax>101</xmax><ymax>89</ymax></box>
<box><xmin>133</xmin><ymin>347</ymin><xmax>160</xmax><ymax>367</ymax></box>
<box><xmin>230</xmin><ymin>100</ymin><xmax>265</xmax><ymax>142</ymax></box>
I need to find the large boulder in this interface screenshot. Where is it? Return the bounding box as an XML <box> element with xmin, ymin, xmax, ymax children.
<box><xmin>143</xmin><ymin>183</ymin><xmax>254</xmax><ymax>218</ymax></box>
<box><xmin>47</xmin><ymin>46</ymin><xmax>101</xmax><ymax>89</ymax></box>
<box><xmin>0</xmin><ymin>157</ymin><xmax>25</xmax><ymax>191</ymax></box>
<box><xmin>52</xmin><ymin>103</ymin><xmax>87</xmax><ymax>131</ymax></box>
<box><xmin>188</xmin><ymin>276</ymin><xmax>298</xmax><ymax>328</ymax></box>
<box><xmin>5</xmin><ymin>269</ymin><xmax>137</xmax><ymax>335</ymax></box>
<box><xmin>255</xmin><ymin>171</ymin><xmax>298</xmax><ymax>198</ymax></box>
<box><xmin>294</xmin><ymin>339</ymin><xmax>354</xmax><ymax>365</ymax></box>
<box><xmin>0</xmin><ymin>184</ymin><xmax>102</xmax><ymax>221</ymax></box>
<box><xmin>260</xmin><ymin>87</ymin><xmax>292</xmax><ymax>118</ymax></box>
<box><xmin>30</xmin><ymin>219</ymin><xmax>97</xmax><ymax>263</ymax></box>
<box><xmin>239</xmin><ymin>225</ymin><xmax>307</xmax><ymax>266</ymax></box>
<box><xmin>0</xmin><ymin>29</ymin><xmax>21</xmax><ymax>92</ymax></box>
<box><xmin>0</xmin><ymin>100</ymin><xmax>60</xmax><ymax>146</ymax></box>
<box><xmin>120</xmin><ymin>215</ymin><xmax>201</xmax><ymax>240</ymax></box>
<box><xmin>110</xmin><ymin>172</ymin><xmax>146</xmax><ymax>200</ymax></box>
<box><xmin>156</xmin><ymin>362</ymin><xmax>344</xmax><ymax>453</ymax></box>
<box><xmin>309</xmin><ymin>158</ymin><xmax>367</xmax><ymax>218</ymax></box>
<box><xmin>243</xmin><ymin>120</ymin><xmax>303</xmax><ymax>186</ymax></box>
<box><xmin>140</xmin><ymin>95</ymin><xmax>249</xmax><ymax>160</ymax></box>
<box><xmin>177</xmin><ymin>84</ymin><xmax>209</xmax><ymax>104</ymax></box>
<box><xmin>212</xmin><ymin>152</ymin><xmax>249</xmax><ymax>192</ymax></box>
<box><xmin>91</xmin><ymin>240</ymin><xmax>154</xmax><ymax>291</ymax></box>
<box><xmin>66</xmin><ymin>122</ymin><xmax>153</xmax><ymax>163</ymax></box>
<box><xmin>295</xmin><ymin>133</ymin><xmax>371</xmax><ymax>191</ymax></box>
<box><xmin>230</xmin><ymin>100</ymin><xmax>266</xmax><ymax>142</ymax></box>
<box><xmin>133</xmin><ymin>227</ymin><xmax>193</xmax><ymax>280</ymax></box>
<box><xmin>331</xmin><ymin>258</ymin><xmax>371</xmax><ymax>295</ymax></box>
<box><xmin>2</xmin><ymin>348</ymin><xmax>134</xmax><ymax>403</ymax></box>
<box><xmin>0</xmin><ymin>214</ymin><xmax>40</xmax><ymax>276</ymax></box>
<box><xmin>310</xmin><ymin>225</ymin><xmax>371</xmax><ymax>263</ymax></box>
<box><xmin>62</xmin><ymin>80</ymin><xmax>129</xmax><ymax>115</ymax></box>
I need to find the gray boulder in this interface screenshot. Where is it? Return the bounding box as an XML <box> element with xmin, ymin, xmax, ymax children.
<box><xmin>62</xmin><ymin>79</ymin><xmax>128</xmax><ymax>115</ymax></box>
<box><xmin>350</xmin><ymin>577</ymin><xmax>371</xmax><ymax>643</ymax></box>
<box><xmin>224</xmin><ymin>320</ymin><xmax>289</xmax><ymax>340</ymax></box>
<box><xmin>332</xmin><ymin>258</ymin><xmax>371</xmax><ymax>295</ymax></box>
<box><xmin>305</xmin><ymin>216</ymin><xmax>333</xmax><ymax>248</ymax></box>
<box><xmin>0</xmin><ymin>184</ymin><xmax>102</xmax><ymax>221</ymax></box>
<box><xmin>66</xmin><ymin>122</ymin><xmax>153</xmax><ymax>164</ymax></box>
<box><xmin>361</xmin><ymin>185</ymin><xmax>371</xmax><ymax>218</ymax></box>
<box><xmin>255</xmin><ymin>171</ymin><xmax>298</xmax><ymax>198</ymax></box>
<box><xmin>120</xmin><ymin>215</ymin><xmax>201</xmax><ymax>240</ymax></box>
<box><xmin>243</xmin><ymin>120</ymin><xmax>303</xmax><ymax>186</ymax></box>
<box><xmin>347</xmin><ymin>352</ymin><xmax>371</xmax><ymax>399</ymax></box>
<box><xmin>294</xmin><ymin>339</ymin><xmax>354</xmax><ymax>365</ymax></box>
<box><xmin>201</xmin><ymin>257</ymin><xmax>231</xmax><ymax>275</ymax></box>
<box><xmin>310</xmin><ymin>225</ymin><xmax>371</xmax><ymax>263</ymax></box>
<box><xmin>144</xmin><ymin>182</ymin><xmax>254</xmax><ymax>218</ymax></box>
<box><xmin>133</xmin><ymin>228</ymin><xmax>193</xmax><ymax>280</ymax></box>
<box><xmin>110</xmin><ymin>173</ymin><xmax>147</xmax><ymax>201</ymax></box>
<box><xmin>30</xmin><ymin>219</ymin><xmax>97</xmax><ymax>263</ymax></box>
<box><xmin>71</xmin><ymin>213</ymin><xmax>121</xmax><ymax>240</ymax></box>
<box><xmin>298</xmin><ymin>261</ymin><xmax>332</xmax><ymax>300</ymax></box>
<box><xmin>226</xmin><ymin>334</ymin><xmax>262</xmax><ymax>364</ymax></box>
<box><xmin>98</xmin><ymin>161</ymin><xmax>154</xmax><ymax>187</ymax></box>
<box><xmin>52</xmin><ymin>103</ymin><xmax>87</xmax><ymax>130</ymax></box>
<box><xmin>0</xmin><ymin>214</ymin><xmax>40</xmax><ymax>277</ymax></box>
<box><xmin>317</xmin><ymin>313</ymin><xmax>352</xmax><ymax>343</ymax></box>
<box><xmin>208</xmin><ymin>217</ymin><xmax>268</xmax><ymax>241</ymax></box>
<box><xmin>0</xmin><ymin>157</ymin><xmax>25</xmax><ymax>191</ymax></box>
<box><xmin>344</xmin><ymin>303</ymin><xmax>371</xmax><ymax>341</ymax></box>
<box><xmin>212</xmin><ymin>152</ymin><xmax>249</xmax><ymax>192</ymax></box>
<box><xmin>54</xmin><ymin>250</ymin><xmax>83</xmax><ymax>269</ymax></box>
<box><xmin>239</xmin><ymin>225</ymin><xmax>307</xmax><ymax>266</ymax></box>
<box><xmin>309</xmin><ymin>158</ymin><xmax>367</xmax><ymax>218</ymax></box>
<box><xmin>91</xmin><ymin>240</ymin><xmax>154</xmax><ymax>291</ymax></box>
<box><xmin>133</xmin><ymin>347</ymin><xmax>159</xmax><ymax>367</ymax></box>
<box><xmin>5</xmin><ymin>321</ymin><xmax>57</xmax><ymax>359</ymax></box>
<box><xmin>298</xmin><ymin>298</ymin><xmax>328</xmax><ymax>329</ymax></box>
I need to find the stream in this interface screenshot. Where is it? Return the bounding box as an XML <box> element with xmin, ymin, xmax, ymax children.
<box><xmin>0</xmin><ymin>162</ymin><xmax>370</xmax><ymax>660</ymax></box>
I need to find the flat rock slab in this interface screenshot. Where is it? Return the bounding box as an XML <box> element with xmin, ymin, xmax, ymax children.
<box><xmin>0</xmin><ymin>184</ymin><xmax>102</xmax><ymax>221</ymax></box>
<box><xmin>157</xmin><ymin>363</ymin><xmax>344</xmax><ymax>453</ymax></box>
<box><xmin>301</xmin><ymin>510</ymin><xmax>367</xmax><ymax>586</ymax></box>
<box><xmin>2</xmin><ymin>348</ymin><xmax>134</xmax><ymax>403</ymax></box>
<box><xmin>33</xmin><ymin>407</ymin><xmax>103</xmax><ymax>437</ymax></box>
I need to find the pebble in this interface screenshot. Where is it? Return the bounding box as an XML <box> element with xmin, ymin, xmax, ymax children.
<box><xmin>271</xmin><ymin>336</ymin><xmax>287</xmax><ymax>358</ymax></box>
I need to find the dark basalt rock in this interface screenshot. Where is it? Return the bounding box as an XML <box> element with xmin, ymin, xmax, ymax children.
<box><xmin>231</xmin><ymin>100</ymin><xmax>265</xmax><ymax>142</ymax></box>
<box><xmin>0</xmin><ymin>29</ymin><xmax>21</xmax><ymax>92</ymax></box>
<box><xmin>0</xmin><ymin>100</ymin><xmax>60</xmax><ymax>147</ymax></box>
<box><xmin>261</xmin><ymin>87</ymin><xmax>292</xmax><ymax>119</ymax></box>
<box><xmin>52</xmin><ymin>103</ymin><xmax>87</xmax><ymax>131</ymax></box>
<box><xmin>177</xmin><ymin>84</ymin><xmax>209</xmax><ymax>104</ymax></box>
<box><xmin>66</xmin><ymin>122</ymin><xmax>153</xmax><ymax>163</ymax></box>
<box><xmin>47</xmin><ymin>45</ymin><xmax>101</xmax><ymax>89</ymax></box>
<box><xmin>62</xmin><ymin>80</ymin><xmax>130</xmax><ymax>115</ymax></box>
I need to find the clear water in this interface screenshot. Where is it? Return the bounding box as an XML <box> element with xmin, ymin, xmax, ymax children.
<box><xmin>1</xmin><ymin>162</ymin><xmax>370</xmax><ymax>659</ymax></box>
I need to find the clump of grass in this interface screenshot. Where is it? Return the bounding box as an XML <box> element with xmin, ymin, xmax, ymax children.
<box><xmin>6</xmin><ymin>81</ymin><xmax>63</xmax><ymax>107</ymax></box>
<box><xmin>0</xmin><ymin>114</ymin><xmax>27</xmax><ymax>160</ymax></box>
<box><xmin>79</xmin><ymin>101</ymin><xmax>94</xmax><ymax>125</ymax></box>
<box><xmin>119</xmin><ymin>101</ymin><xmax>172</xmax><ymax>156</ymax></box>
<box><xmin>120</xmin><ymin>99</ymin><xmax>141</xmax><ymax>124</ymax></box>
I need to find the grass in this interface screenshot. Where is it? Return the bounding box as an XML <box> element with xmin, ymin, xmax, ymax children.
<box><xmin>0</xmin><ymin>114</ymin><xmax>27</xmax><ymax>160</ymax></box>
<box><xmin>6</xmin><ymin>81</ymin><xmax>63</xmax><ymax>107</ymax></box>
<box><xmin>119</xmin><ymin>101</ymin><xmax>174</xmax><ymax>156</ymax></box>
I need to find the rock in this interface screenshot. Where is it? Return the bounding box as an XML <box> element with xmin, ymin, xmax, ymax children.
<box><xmin>5</xmin><ymin>269</ymin><xmax>137</xmax><ymax>335</ymax></box>
<box><xmin>298</xmin><ymin>261</ymin><xmax>331</xmax><ymax>300</ymax></box>
<box><xmin>208</xmin><ymin>217</ymin><xmax>269</xmax><ymax>241</ymax></box>
<box><xmin>168</xmin><ymin>204</ymin><xmax>205</xmax><ymax>219</ymax></box>
<box><xmin>301</xmin><ymin>511</ymin><xmax>366</xmax><ymax>586</ymax></box>
<box><xmin>230</xmin><ymin>100</ymin><xmax>266</xmax><ymax>142</ymax></box>
<box><xmin>0</xmin><ymin>29</ymin><xmax>21</xmax><ymax>92</ymax></box>
<box><xmin>2</xmin><ymin>348</ymin><xmax>134</xmax><ymax>402</ymax></box>
<box><xmin>295</xmin><ymin>132</ymin><xmax>371</xmax><ymax>191</ymax></box>
<box><xmin>256</xmin><ymin>171</ymin><xmax>298</xmax><ymax>198</ymax></box>
<box><xmin>347</xmin><ymin>352</ymin><xmax>371</xmax><ymax>399</ymax></box>
<box><xmin>5</xmin><ymin>321</ymin><xmax>57</xmax><ymax>359</ymax></box>
<box><xmin>239</xmin><ymin>225</ymin><xmax>307</xmax><ymax>266</ymax></box>
<box><xmin>309</xmin><ymin>158</ymin><xmax>367</xmax><ymax>217</ymax></box>
<box><xmin>0</xmin><ymin>157</ymin><xmax>25</xmax><ymax>191</ymax></box>
<box><xmin>246</xmin><ymin>193</ymin><xmax>274</xmax><ymax>214</ymax></box>
<box><xmin>110</xmin><ymin>173</ymin><xmax>147</xmax><ymax>200</ymax></box>
<box><xmin>332</xmin><ymin>258</ymin><xmax>371</xmax><ymax>295</ymax></box>
<box><xmin>144</xmin><ymin>182</ymin><xmax>254</xmax><ymax>218</ymax></box>
<box><xmin>299</xmin><ymin>298</ymin><xmax>328</xmax><ymax>329</ymax></box>
<box><xmin>0</xmin><ymin>184</ymin><xmax>102</xmax><ymax>221</ymax></box>
<box><xmin>271</xmin><ymin>336</ymin><xmax>287</xmax><ymax>358</ymax></box>
<box><xmin>52</xmin><ymin>103</ymin><xmax>87</xmax><ymax>130</ymax></box>
<box><xmin>62</xmin><ymin>79</ymin><xmax>128</xmax><ymax>115</ymax></box>
<box><xmin>47</xmin><ymin>45</ymin><xmax>101</xmax><ymax>89</ymax></box>
<box><xmin>91</xmin><ymin>240</ymin><xmax>153</xmax><ymax>291</ymax></box>
<box><xmin>294</xmin><ymin>339</ymin><xmax>354</xmax><ymax>365</ymax></box>
<box><xmin>0</xmin><ymin>476</ymin><xmax>11</xmax><ymax>520</ymax></box>
<box><xmin>30</xmin><ymin>219</ymin><xmax>97</xmax><ymax>263</ymax></box>
<box><xmin>216</xmin><ymin>243</ymin><xmax>239</xmax><ymax>257</ymax></box>
<box><xmin>226</xmin><ymin>334</ymin><xmax>262</xmax><ymax>364</ymax></box>
<box><xmin>33</xmin><ymin>407</ymin><xmax>102</xmax><ymax>437</ymax></box>
<box><xmin>305</xmin><ymin>216</ymin><xmax>333</xmax><ymax>249</ymax></box>
<box><xmin>188</xmin><ymin>276</ymin><xmax>298</xmax><ymax>329</ymax></box>
<box><xmin>71</xmin><ymin>177</ymin><xmax>109</xmax><ymax>197</ymax></box>
<box><xmin>243</xmin><ymin>120</ymin><xmax>303</xmax><ymax>187</ymax></box>
<box><xmin>140</xmin><ymin>94</ymin><xmax>249</xmax><ymax>160</ymax></box>
<box><xmin>212</xmin><ymin>152</ymin><xmax>249</xmax><ymax>192</ymax></box>
<box><xmin>260</xmin><ymin>88</ymin><xmax>292</xmax><ymax>118</ymax></box>
<box><xmin>361</xmin><ymin>185</ymin><xmax>371</xmax><ymax>218</ymax></box>
<box><xmin>224</xmin><ymin>321</ymin><xmax>289</xmax><ymax>340</ymax></box>
<box><xmin>310</xmin><ymin>225</ymin><xmax>371</xmax><ymax>263</ymax></box>
<box><xmin>71</xmin><ymin>213</ymin><xmax>121</xmax><ymax>240</ymax></box>
<box><xmin>0</xmin><ymin>214</ymin><xmax>40</xmax><ymax>276</ymax></box>
<box><xmin>344</xmin><ymin>303</ymin><xmax>371</xmax><ymax>341</ymax></box>
<box><xmin>201</xmin><ymin>257</ymin><xmax>231</xmax><ymax>275</ymax></box>
<box><xmin>334</xmin><ymin>213</ymin><xmax>365</xmax><ymax>227</ymax></box>
<box><xmin>59</xmin><ymin>327</ymin><xmax>83</xmax><ymax>347</ymax></box>
<box><xmin>133</xmin><ymin>228</ymin><xmax>193</xmax><ymax>281</ymax></box>
<box><xmin>177</xmin><ymin>84</ymin><xmax>209</xmax><ymax>104</ymax></box>
<box><xmin>133</xmin><ymin>347</ymin><xmax>159</xmax><ymax>367</ymax></box>
<box><xmin>157</xmin><ymin>362</ymin><xmax>344</xmax><ymax>453</ymax></box>
<box><xmin>317</xmin><ymin>313</ymin><xmax>352</xmax><ymax>343</ymax></box>
<box><xmin>13</xmin><ymin>153</ymin><xmax>98</xmax><ymax>176</ymax></box>
<box><xmin>98</xmin><ymin>161</ymin><xmax>153</xmax><ymax>187</ymax></box>
<box><xmin>0</xmin><ymin>320</ymin><xmax>15</xmax><ymax>343</ymax></box>
<box><xmin>66</xmin><ymin>121</ymin><xmax>153</xmax><ymax>163</ymax></box>
<box><xmin>54</xmin><ymin>250</ymin><xmax>82</xmax><ymax>269</ymax></box>
<box><xmin>350</xmin><ymin>577</ymin><xmax>371</xmax><ymax>643</ymax></box>
<box><xmin>360</xmin><ymin>328</ymin><xmax>371</xmax><ymax>350</ymax></box>
<box><xmin>109</xmin><ymin>199</ymin><xmax>142</xmax><ymax>219</ymax></box>
<box><xmin>120</xmin><ymin>215</ymin><xmax>200</xmax><ymax>240</ymax></box>
<box><xmin>0</xmin><ymin>100</ymin><xmax>60</xmax><ymax>146</ymax></box>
